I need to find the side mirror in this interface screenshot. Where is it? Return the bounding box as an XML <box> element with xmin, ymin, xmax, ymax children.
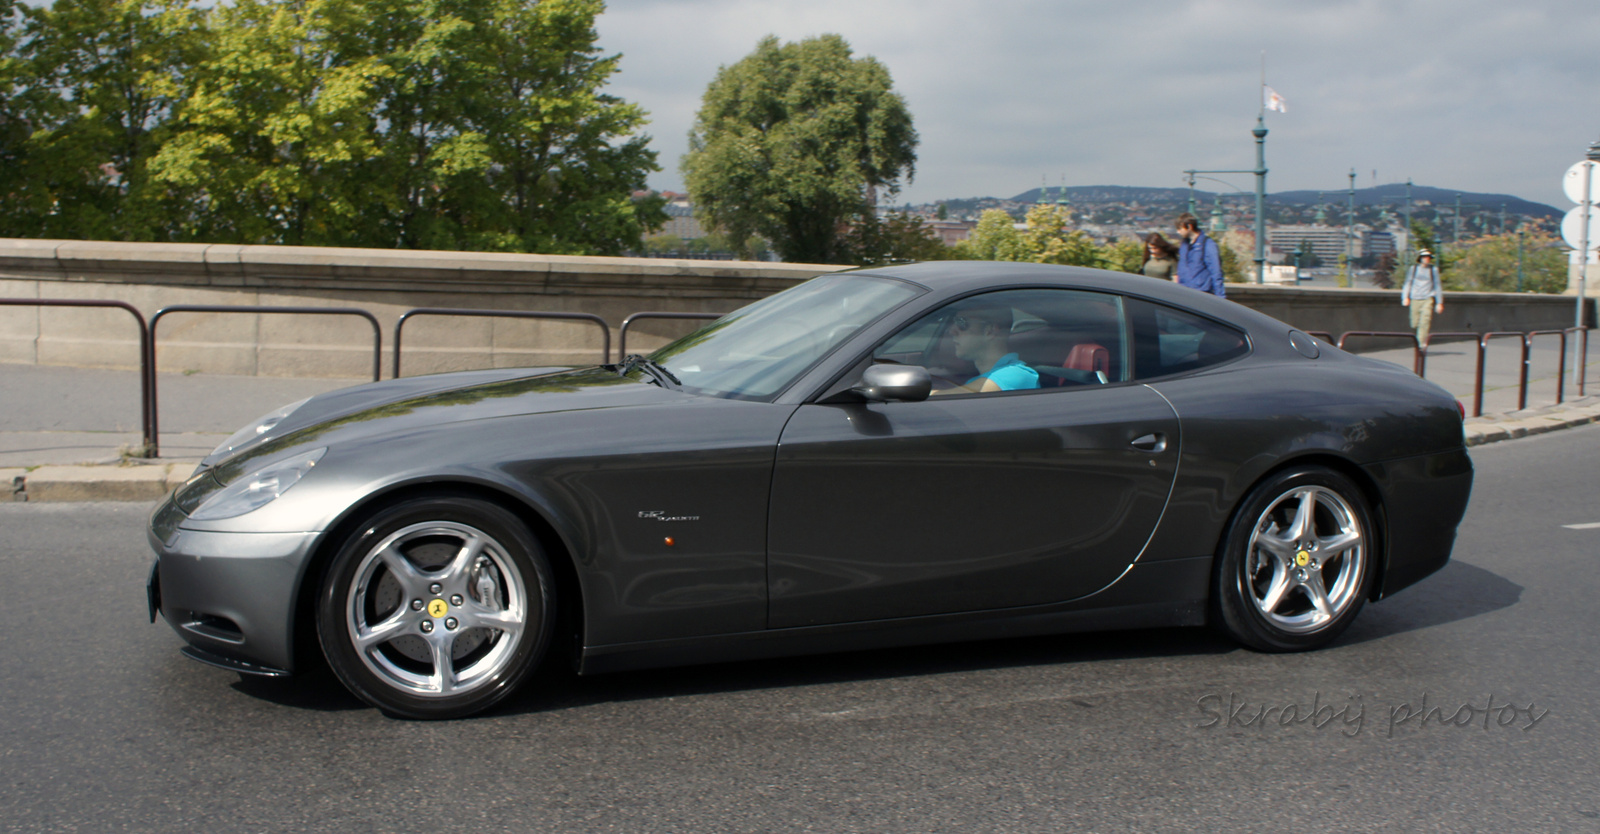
<box><xmin>853</xmin><ymin>364</ymin><xmax>931</xmax><ymax>403</ymax></box>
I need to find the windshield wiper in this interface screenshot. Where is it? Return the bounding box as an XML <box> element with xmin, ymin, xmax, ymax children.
<box><xmin>617</xmin><ymin>354</ymin><xmax>681</xmax><ymax>388</ymax></box>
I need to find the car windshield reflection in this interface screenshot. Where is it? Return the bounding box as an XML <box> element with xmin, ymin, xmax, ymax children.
<box><xmin>645</xmin><ymin>273</ymin><xmax>921</xmax><ymax>399</ymax></box>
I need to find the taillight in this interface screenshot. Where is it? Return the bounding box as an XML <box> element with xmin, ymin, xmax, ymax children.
<box><xmin>1457</xmin><ymin>400</ymin><xmax>1466</xmax><ymax>420</ymax></box>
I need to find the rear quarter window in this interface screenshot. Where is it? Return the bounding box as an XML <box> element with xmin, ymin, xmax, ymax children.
<box><xmin>1129</xmin><ymin>298</ymin><xmax>1249</xmax><ymax>379</ymax></box>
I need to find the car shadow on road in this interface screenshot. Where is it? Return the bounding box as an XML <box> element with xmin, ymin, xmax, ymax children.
<box><xmin>223</xmin><ymin>625</ymin><xmax>1238</xmax><ymax>717</ymax></box>
<box><xmin>223</xmin><ymin>560</ymin><xmax>1520</xmax><ymax>718</ymax></box>
<box><xmin>229</xmin><ymin>663</ymin><xmax>365</xmax><ymax>712</ymax></box>
<box><xmin>492</xmin><ymin>625</ymin><xmax>1238</xmax><ymax>719</ymax></box>
<box><xmin>1334</xmin><ymin>559</ymin><xmax>1523</xmax><ymax>647</ymax></box>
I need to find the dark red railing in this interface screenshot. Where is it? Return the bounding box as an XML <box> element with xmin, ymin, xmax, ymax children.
<box><xmin>1337</xmin><ymin>331</ymin><xmax>1422</xmax><ymax>374</ymax></box>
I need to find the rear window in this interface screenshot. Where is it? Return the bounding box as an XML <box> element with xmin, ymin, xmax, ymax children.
<box><xmin>1129</xmin><ymin>298</ymin><xmax>1249</xmax><ymax>379</ymax></box>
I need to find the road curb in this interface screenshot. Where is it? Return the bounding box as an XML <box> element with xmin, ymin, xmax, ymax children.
<box><xmin>1463</xmin><ymin>396</ymin><xmax>1600</xmax><ymax>447</ymax></box>
<box><xmin>12</xmin><ymin>461</ymin><xmax>200</xmax><ymax>502</ymax></box>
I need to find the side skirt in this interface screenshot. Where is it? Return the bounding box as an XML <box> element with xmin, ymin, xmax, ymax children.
<box><xmin>578</xmin><ymin>555</ymin><xmax>1211</xmax><ymax>675</ymax></box>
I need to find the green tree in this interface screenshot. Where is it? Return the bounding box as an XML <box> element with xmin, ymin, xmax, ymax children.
<box><xmin>149</xmin><ymin>0</ymin><xmax>662</xmax><ymax>251</ymax></box>
<box><xmin>954</xmin><ymin>205</ymin><xmax>1134</xmax><ymax>271</ymax></box>
<box><xmin>0</xmin><ymin>0</ymin><xmax>29</xmax><ymax>230</ymax></box>
<box><xmin>954</xmin><ymin>208</ymin><xmax>1028</xmax><ymax>261</ymax></box>
<box><xmin>1446</xmin><ymin>231</ymin><xmax>1568</xmax><ymax>294</ymax></box>
<box><xmin>439</xmin><ymin>0</ymin><xmax>663</xmax><ymax>254</ymax></box>
<box><xmin>682</xmin><ymin>33</ymin><xmax>917</xmax><ymax>264</ymax></box>
<box><xmin>148</xmin><ymin>0</ymin><xmax>392</xmax><ymax>244</ymax></box>
<box><xmin>1219</xmin><ymin>241</ymin><xmax>1243</xmax><ymax>282</ymax></box>
<box><xmin>843</xmin><ymin>212</ymin><xmax>949</xmax><ymax>265</ymax></box>
<box><xmin>1023</xmin><ymin>205</ymin><xmax>1099</xmax><ymax>266</ymax></box>
<box><xmin>9</xmin><ymin>0</ymin><xmax>204</xmax><ymax>240</ymax></box>
<box><xmin>1102</xmin><ymin>237</ymin><xmax>1144</xmax><ymax>274</ymax></box>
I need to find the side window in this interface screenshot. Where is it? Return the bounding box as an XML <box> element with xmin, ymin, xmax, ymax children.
<box><xmin>1129</xmin><ymin>298</ymin><xmax>1249</xmax><ymax>378</ymax></box>
<box><xmin>870</xmin><ymin>288</ymin><xmax>1128</xmax><ymax>395</ymax></box>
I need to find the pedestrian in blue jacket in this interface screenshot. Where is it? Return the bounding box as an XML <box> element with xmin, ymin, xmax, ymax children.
<box><xmin>1175</xmin><ymin>213</ymin><xmax>1226</xmax><ymax>297</ymax></box>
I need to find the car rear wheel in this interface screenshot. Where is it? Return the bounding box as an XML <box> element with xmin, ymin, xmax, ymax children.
<box><xmin>1214</xmin><ymin>466</ymin><xmax>1375</xmax><ymax>652</ymax></box>
<box><xmin>316</xmin><ymin>495</ymin><xmax>553</xmax><ymax>718</ymax></box>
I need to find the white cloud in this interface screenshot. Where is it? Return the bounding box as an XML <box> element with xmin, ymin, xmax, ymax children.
<box><xmin>597</xmin><ymin>0</ymin><xmax>1600</xmax><ymax>207</ymax></box>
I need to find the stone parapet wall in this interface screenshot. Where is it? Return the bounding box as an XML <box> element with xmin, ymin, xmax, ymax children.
<box><xmin>1224</xmin><ymin>282</ymin><xmax>1593</xmax><ymax>341</ymax></box>
<box><xmin>0</xmin><ymin>238</ymin><xmax>1591</xmax><ymax>378</ymax></box>
<box><xmin>0</xmin><ymin>238</ymin><xmax>844</xmax><ymax>377</ymax></box>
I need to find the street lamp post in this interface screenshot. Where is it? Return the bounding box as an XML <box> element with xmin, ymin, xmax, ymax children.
<box><xmin>1253</xmin><ymin>117</ymin><xmax>1268</xmax><ymax>284</ymax></box>
<box><xmin>1578</xmin><ymin>139</ymin><xmax>1600</xmax><ymax>330</ymax></box>
<box><xmin>1183</xmin><ymin>117</ymin><xmax>1269</xmax><ymax>284</ymax></box>
<box><xmin>1346</xmin><ymin>169</ymin><xmax>1356</xmax><ymax>285</ymax></box>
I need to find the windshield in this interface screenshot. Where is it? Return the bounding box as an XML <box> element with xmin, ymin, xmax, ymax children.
<box><xmin>647</xmin><ymin>273</ymin><xmax>922</xmax><ymax>399</ymax></box>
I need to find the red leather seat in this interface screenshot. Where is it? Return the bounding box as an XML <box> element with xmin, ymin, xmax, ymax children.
<box><xmin>1064</xmin><ymin>342</ymin><xmax>1109</xmax><ymax>375</ymax></box>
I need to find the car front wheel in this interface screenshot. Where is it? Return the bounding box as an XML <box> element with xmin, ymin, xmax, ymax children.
<box><xmin>316</xmin><ymin>495</ymin><xmax>553</xmax><ymax>718</ymax></box>
<box><xmin>1214</xmin><ymin>466</ymin><xmax>1375</xmax><ymax>652</ymax></box>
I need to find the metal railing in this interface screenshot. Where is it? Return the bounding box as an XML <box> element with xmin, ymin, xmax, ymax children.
<box><xmin>1413</xmin><ymin>331</ymin><xmax>1479</xmax><ymax>378</ymax></box>
<box><xmin>1527</xmin><ymin>330</ymin><xmax>1568</xmax><ymax>406</ymax></box>
<box><xmin>147</xmin><ymin>305</ymin><xmax>383</xmax><ymax>457</ymax></box>
<box><xmin>1336</xmin><ymin>331</ymin><xmax>1422</xmax><ymax>374</ymax></box>
<box><xmin>1336</xmin><ymin>328</ymin><xmax>1593</xmax><ymax>417</ymax></box>
<box><xmin>1474</xmin><ymin>332</ymin><xmax>1531</xmax><ymax>416</ymax></box>
<box><xmin>0</xmin><ymin>298</ymin><xmax>154</xmax><ymax>455</ymax></box>
<box><xmin>8</xmin><ymin>292</ymin><xmax>1599</xmax><ymax>456</ymax></box>
<box><xmin>616</xmin><ymin>312</ymin><xmax>723</xmax><ymax>359</ymax></box>
<box><xmin>393</xmin><ymin>309</ymin><xmax>610</xmax><ymax>378</ymax></box>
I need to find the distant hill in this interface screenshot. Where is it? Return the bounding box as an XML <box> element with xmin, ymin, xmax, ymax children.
<box><xmin>1002</xmin><ymin>184</ymin><xmax>1561</xmax><ymax>220</ymax></box>
<box><xmin>1271</xmin><ymin>184</ymin><xmax>1562</xmax><ymax>221</ymax></box>
<box><xmin>916</xmin><ymin>184</ymin><xmax>1561</xmax><ymax>232</ymax></box>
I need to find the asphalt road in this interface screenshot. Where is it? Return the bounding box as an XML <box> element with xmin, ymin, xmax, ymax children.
<box><xmin>2</xmin><ymin>427</ymin><xmax>1599</xmax><ymax>832</ymax></box>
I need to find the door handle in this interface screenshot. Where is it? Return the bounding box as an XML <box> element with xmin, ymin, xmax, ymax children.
<box><xmin>1130</xmin><ymin>432</ymin><xmax>1167</xmax><ymax>453</ymax></box>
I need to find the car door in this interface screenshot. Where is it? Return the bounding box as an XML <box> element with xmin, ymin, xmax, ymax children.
<box><xmin>766</xmin><ymin>288</ymin><xmax>1181</xmax><ymax>629</ymax></box>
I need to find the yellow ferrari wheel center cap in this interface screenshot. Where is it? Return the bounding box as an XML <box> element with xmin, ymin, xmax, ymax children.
<box><xmin>1295</xmin><ymin>551</ymin><xmax>1310</xmax><ymax>566</ymax></box>
<box><xmin>427</xmin><ymin>598</ymin><xmax>449</xmax><ymax>618</ymax></box>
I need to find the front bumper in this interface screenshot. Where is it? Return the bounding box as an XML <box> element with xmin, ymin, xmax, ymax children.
<box><xmin>148</xmin><ymin>495</ymin><xmax>322</xmax><ymax>674</ymax></box>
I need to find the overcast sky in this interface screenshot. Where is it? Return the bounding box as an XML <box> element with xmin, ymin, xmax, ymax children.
<box><xmin>595</xmin><ymin>0</ymin><xmax>1600</xmax><ymax>209</ymax></box>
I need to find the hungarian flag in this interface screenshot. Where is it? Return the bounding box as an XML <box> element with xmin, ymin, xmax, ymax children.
<box><xmin>1264</xmin><ymin>86</ymin><xmax>1287</xmax><ymax>113</ymax></box>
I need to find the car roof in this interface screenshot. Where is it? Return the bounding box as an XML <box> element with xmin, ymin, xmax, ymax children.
<box><xmin>850</xmin><ymin>260</ymin><xmax>1294</xmax><ymax>336</ymax></box>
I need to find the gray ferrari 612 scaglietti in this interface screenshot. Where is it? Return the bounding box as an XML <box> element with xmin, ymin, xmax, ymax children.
<box><xmin>147</xmin><ymin>261</ymin><xmax>1473</xmax><ymax>719</ymax></box>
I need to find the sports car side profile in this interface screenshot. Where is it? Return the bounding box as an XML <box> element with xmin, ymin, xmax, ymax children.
<box><xmin>147</xmin><ymin>261</ymin><xmax>1473</xmax><ymax>718</ymax></box>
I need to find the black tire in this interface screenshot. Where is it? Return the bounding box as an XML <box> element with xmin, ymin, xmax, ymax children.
<box><xmin>316</xmin><ymin>495</ymin><xmax>554</xmax><ymax>719</ymax></box>
<box><xmin>1213</xmin><ymin>466</ymin><xmax>1376</xmax><ymax>652</ymax></box>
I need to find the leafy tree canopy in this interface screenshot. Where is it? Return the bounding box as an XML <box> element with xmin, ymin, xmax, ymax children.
<box><xmin>1</xmin><ymin>0</ymin><xmax>663</xmax><ymax>254</ymax></box>
<box><xmin>1445</xmin><ymin>231</ymin><xmax>1569</xmax><ymax>294</ymax></box>
<box><xmin>952</xmin><ymin>205</ymin><xmax>1135</xmax><ymax>272</ymax></box>
<box><xmin>682</xmin><ymin>34</ymin><xmax>916</xmax><ymax>264</ymax></box>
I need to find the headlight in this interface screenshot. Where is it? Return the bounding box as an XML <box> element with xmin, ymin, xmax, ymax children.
<box><xmin>209</xmin><ymin>397</ymin><xmax>311</xmax><ymax>460</ymax></box>
<box><xmin>189</xmin><ymin>448</ymin><xmax>326</xmax><ymax>520</ymax></box>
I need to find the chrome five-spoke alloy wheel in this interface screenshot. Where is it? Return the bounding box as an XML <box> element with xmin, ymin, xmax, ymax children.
<box><xmin>1244</xmin><ymin>485</ymin><xmax>1364</xmax><ymax>633</ymax></box>
<box><xmin>1215</xmin><ymin>467</ymin><xmax>1375</xmax><ymax>651</ymax></box>
<box><xmin>347</xmin><ymin>520</ymin><xmax>527</xmax><ymax>698</ymax></box>
<box><xmin>318</xmin><ymin>496</ymin><xmax>553</xmax><ymax>718</ymax></box>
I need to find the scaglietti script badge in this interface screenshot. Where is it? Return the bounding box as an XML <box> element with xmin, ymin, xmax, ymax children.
<box><xmin>638</xmin><ymin>510</ymin><xmax>701</xmax><ymax>522</ymax></box>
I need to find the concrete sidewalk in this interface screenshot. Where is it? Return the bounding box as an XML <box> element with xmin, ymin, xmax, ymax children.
<box><xmin>4</xmin><ymin>359</ymin><xmax>1599</xmax><ymax>502</ymax></box>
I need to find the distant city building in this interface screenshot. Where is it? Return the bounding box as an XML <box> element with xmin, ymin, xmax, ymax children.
<box><xmin>1364</xmin><ymin>229</ymin><xmax>1397</xmax><ymax>259</ymax></box>
<box><xmin>659</xmin><ymin>203</ymin><xmax>708</xmax><ymax>240</ymax></box>
<box><xmin>926</xmin><ymin>220</ymin><xmax>976</xmax><ymax>245</ymax></box>
<box><xmin>1268</xmin><ymin>224</ymin><xmax>1362</xmax><ymax>263</ymax></box>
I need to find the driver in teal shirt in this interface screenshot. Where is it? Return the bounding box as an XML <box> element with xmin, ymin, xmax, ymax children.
<box><xmin>935</xmin><ymin>303</ymin><xmax>1039</xmax><ymax>394</ymax></box>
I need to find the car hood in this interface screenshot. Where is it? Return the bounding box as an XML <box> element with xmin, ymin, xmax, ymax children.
<box><xmin>212</xmin><ymin>366</ymin><xmax>682</xmax><ymax>472</ymax></box>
